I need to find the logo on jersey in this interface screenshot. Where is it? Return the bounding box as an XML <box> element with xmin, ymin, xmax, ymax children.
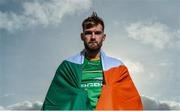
<box><xmin>81</xmin><ymin>82</ymin><xmax>103</xmax><ymax>88</ymax></box>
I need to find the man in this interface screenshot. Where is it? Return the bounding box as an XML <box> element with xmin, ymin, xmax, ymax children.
<box><xmin>42</xmin><ymin>12</ymin><xmax>143</xmax><ymax>110</ymax></box>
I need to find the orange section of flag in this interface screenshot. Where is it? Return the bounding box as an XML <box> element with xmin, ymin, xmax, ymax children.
<box><xmin>96</xmin><ymin>65</ymin><xmax>143</xmax><ymax>110</ymax></box>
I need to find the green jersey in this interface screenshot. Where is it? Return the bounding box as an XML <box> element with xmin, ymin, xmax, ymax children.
<box><xmin>81</xmin><ymin>57</ymin><xmax>103</xmax><ymax>109</ymax></box>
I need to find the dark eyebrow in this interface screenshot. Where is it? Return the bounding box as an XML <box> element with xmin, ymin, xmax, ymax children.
<box><xmin>84</xmin><ymin>31</ymin><xmax>93</xmax><ymax>35</ymax></box>
<box><xmin>94</xmin><ymin>31</ymin><xmax>102</xmax><ymax>34</ymax></box>
<box><xmin>84</xmin><ymin>31</ymin><xmax>103</xmax><ymax>35</ymax></box>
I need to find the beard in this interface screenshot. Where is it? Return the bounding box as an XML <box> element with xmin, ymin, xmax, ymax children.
<box><xmin>84</xmin><ymin>41</ymin><xmax>103</xmax><ymax>53</ymax></box>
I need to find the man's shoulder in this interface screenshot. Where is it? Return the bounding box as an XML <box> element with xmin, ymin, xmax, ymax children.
<box><xmin>64</xmin><ymin>52</ymin><xmax>84</xmax><ymax>65</ymax></box>
<box><xmin>101</xmin><ymin>51</ymin><xmax>124</xmax><ymax>65</ymax></box>
<box><xmin>104</xmin><ymin>55</ymin><xmax>124</xmax><ymax>65</ymax></box>
<box><xmin>56</xmin><ymin>52</ymin><xmax>83</xmax><ymax>71</ymax></box>
<box><xmin>105</xmin><ymin>55</ymin><xmax>124</xmax><ymax>64</ymax></box>
<box><xmin>101</xmin><ymin>52</ymin><xmax>125</xmax><ymax>71</ymax></box>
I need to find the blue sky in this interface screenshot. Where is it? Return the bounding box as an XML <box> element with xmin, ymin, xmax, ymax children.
<box><xmin>0</xmin><ymin>0</ymin><xmax>180</xmax><ymax>110</ymax></box>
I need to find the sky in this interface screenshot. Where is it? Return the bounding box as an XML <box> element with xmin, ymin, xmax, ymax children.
<box><xmin>0</xmin><ymin>0</ymin><xmax>180</xmax><ymax>110</ymax></box>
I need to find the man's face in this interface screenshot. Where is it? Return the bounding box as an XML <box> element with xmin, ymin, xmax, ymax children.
<box><xmin>81</xmin><ymin>24</ymin><xmax>106</xmax><ymax>53</ymax></box>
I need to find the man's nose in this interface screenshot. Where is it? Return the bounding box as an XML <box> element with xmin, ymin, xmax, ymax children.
<box><xmin>90</xmin><ymin>32</ymin><xmax>96</xmax><ymax>39</ymax></box>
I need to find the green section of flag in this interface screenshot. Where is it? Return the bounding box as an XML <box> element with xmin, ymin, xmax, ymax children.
<box><xmin>42</xmin><ymin>60</ymin><xmax>92</xmax><ymax>110</ymax></box>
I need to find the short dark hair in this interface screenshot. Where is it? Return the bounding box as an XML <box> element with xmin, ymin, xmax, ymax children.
<box><xmin>82</xmin><ymin>12</ymin><xmax>104</xmax><ymax>31</ymax></box>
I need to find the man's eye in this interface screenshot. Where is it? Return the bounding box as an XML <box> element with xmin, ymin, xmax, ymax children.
<box><xmin>84</xmin><ymin>31</ymin><xmax>92</xmax><ymax>35</ymax></box>
<box><xmin>84</xmin><ymin>31</ymin><xmax>103</xmax><ymax>35</ymax></box>
<box><xmin>94</xmin><ymin>31</ymin><xmax>102</xmax><ymax>35</ymax></box>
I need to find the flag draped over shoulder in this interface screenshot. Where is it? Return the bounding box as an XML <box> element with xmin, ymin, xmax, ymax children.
<box><xmin>42</xmin><ymin>50</ymin><xmax>143</xmax><ymax>110</ymax></box>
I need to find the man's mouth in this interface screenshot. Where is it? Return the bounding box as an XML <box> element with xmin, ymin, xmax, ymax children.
<box><xmin>88</xmin><ymin>42</ymin><xmax>97</xmax><ymax>44</ymax></box>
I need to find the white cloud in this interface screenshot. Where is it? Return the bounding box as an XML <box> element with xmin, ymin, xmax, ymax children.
<box><xmin>174</xmin><ymin>29</ymin><xmax>180</xmax><ymax>49</ymax></box>
<box><xmin>0</xmin><ymin>0</ymin><xmax>92</xmax><ymax>32</ymax></box>
<box><xmin>1</xmin><ymin>97</ymin><xmax>180</xmax><ymax>110</ymax></box>
<box><xmin>122</xmin><ymin>59</ymin><xmax>144</xmax><ymax>86</ymax></box>
<box><xmin>174</xmin><ymin>29</ymin><xmax>180</xmax><ymax>38</ymax></box>
<box><xmin>0</xmin><ymin>93</ymin><xmax>15</xmax><ymax>98</ymax></box>
<box><xmin>123</xmin><ymin>59</ymin><xmax>144</xmax><ymax>76</ymax></box>
<box><xmin>6</xmin><ymin>101</ymin><xmax>42</xmax><ymax>110</ymax></box>
<box><xmin>142</xmin><ymin>96</ymin><xmax>180</xmax><ymax>110</ymax></box>
<box><xmin>159</xmin><ymin>62</ymin><xmax>168</xmax><ymax>66</ymax></box>
<box><xmin>0</xmin><ymin>96</ymin><xmax>180</xmax><ymax>111</ymax></box>
<box><xmin>0</xmin><ymin>106</ymin><xmax>4</xmax><ymax>110</ymax></box>
<box><xmin>126</xmin><ymin>21</ymin><xmax>175</xmax><ymax>49</ymax></box>
<box><xmin>176</xmin><ymin>41</ymin><xmax>180</xmax><ymax>50</ymax></box>
<box><xmin>149</xmin><ymin>72</ymin><xmax>155</xmax><ymax>79</ymax></box>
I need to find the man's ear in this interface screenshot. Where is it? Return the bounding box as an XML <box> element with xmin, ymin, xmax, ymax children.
<box><xmin>103</xmin><ymin>34</ymin><xmax>106</xmax><ymax>41</ymax></box>
<box><xmin>81</xmin><ymin>33</ymin><xmax>84</xmax><ymax>41</ymax></box>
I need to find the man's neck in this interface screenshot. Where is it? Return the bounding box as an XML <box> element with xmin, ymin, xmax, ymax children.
<box><xmin>85</xmin><ymin>50</ymin><xmax>100</xmax><ymax>60</ymax></box>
